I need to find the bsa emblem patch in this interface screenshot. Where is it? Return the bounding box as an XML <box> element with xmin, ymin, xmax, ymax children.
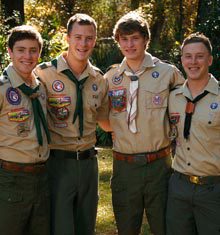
<box><xmin>152</xmin><ymin>95</ymin><xmax>162</xmax><ymax>105</ymax></box>
<box><xmin>112</xmin><ymin>75</ymin><xmax>123</xmax><ymax>85</ymax></box>
<box><xmin>92</xmin><ymin>84</ymin><xmax>98</xmax><ymax>91</ymax></box>
<box><xmin>152</xmin><ymin>71</ymin><xmax>159</xmax><ymax>79</ymax></box>
<box><xmin>8</xmin><ymin>108</ymin><xmax>30</xmax><ymax>122</ymax></box>
<box><xmin>17</xmin><ymin>122</ymin><xmax>30</xmax><ymax>137</ymax></box>
<box><xmin>6</xmin><ymin>87</ymin><xmax>21</xmax><ymax>105</ymax></box>
<box><xmin>52</xmin><ymin>80</ymin><xmax>64</xmax><ymax>92</ymax></box>
<box><xmin>210</xmin><ymin>102</ymin><xmax>218</xmax><ymax>109</ymax></box>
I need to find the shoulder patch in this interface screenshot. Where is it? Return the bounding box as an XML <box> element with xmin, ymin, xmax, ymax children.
<box><xmin>106</xmin><ymin>64</ymin><xmax>119</xmax><ymax>73</ymax></box>
<box><xmin>0</xmin><ymin>75</ymin><xmax>9</xmax><ymax>86</ymax></box>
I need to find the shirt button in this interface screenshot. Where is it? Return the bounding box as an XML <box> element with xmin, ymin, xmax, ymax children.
<box><xmin>78</xmin><ymin>137</ymin><xmax>81</xmax><ymax>140</ymax></box>
<box><xmin>187</xmin><ymin>147</ymin><xmax>190</xmax><ymax>151</ymax></box>
<box><xmin>187</xmin><ymin>162</ymin><xmax>191</xmax><ymax>166</ymax></box>
<box><xmin>208</xmin><ymin>121</ymin><xmax>212</xmax><ymax>124</ymax></box>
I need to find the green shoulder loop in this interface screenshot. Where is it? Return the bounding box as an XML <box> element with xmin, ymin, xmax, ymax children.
<box><xmin>92</xmin><ymin>66</ymin><xmax>104</xmax><ymax>75</ymax></box>
<box><xmin>39</xmin><ymin>61</ymin><xmax>52</xmax><ymax>70</ymax></box>
<box><xmin>105</xmin><ymin>64</ymin><xmax>119</xmax><ymax>73</ymax></box>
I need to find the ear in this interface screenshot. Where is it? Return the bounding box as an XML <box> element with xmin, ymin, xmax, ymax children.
<box><xmin>65</xmin><ymin>34</ymin><xmax>70</xmax><ymax>44</ymax></box>
<box><xmin>208</xmin><ymin>55</ymin><xmax>213</xmax><ymax>66</ymax></box>
<box><xmin>7</xmin><ymin>47</ymin><xmax>13</xmax><ymax>58</ymax></box>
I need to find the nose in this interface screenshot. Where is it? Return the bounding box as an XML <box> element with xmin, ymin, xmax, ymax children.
<box><xmin>80</xmin><ymin>39</ymin><xmax>87</xmax><ymax>46</ymax></box>
<box><xmin>127</xmin><ymin>39</ymin><xmax>134</xmax><ymax>47</ymax></box>
<box><xmin>191</xmin><ymin>56</ymin><xmax>197</xmax><ymax>64</ymax></box>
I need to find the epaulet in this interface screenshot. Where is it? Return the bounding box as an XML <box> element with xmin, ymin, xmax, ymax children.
<box><xmin>152</xmin><ymin>57</ymin><xmax>160</xmax><ymax>64</ymax></box>
<box><xmin>0</xmin><ymin>75</ymin><xmax>10</xmax><ymax>86</ymax></box>
<box><xmin>39</xmin><ymin>62</ymin><xmax>52</xmax><ymax>70</ymax></box>
<box><xmin>92</xmin><ymin>66</ymin><xmax>104</xmax><ymax>75</ymax></box>
<box><xmin>105</xmin><ymin>64</ymin><xmax>119</xmax><ymax>73</ymax></box>
<box><xmin>170</xmin><ymin>84</ymin><xmax>182</xmax><ymax>92</ymax></box>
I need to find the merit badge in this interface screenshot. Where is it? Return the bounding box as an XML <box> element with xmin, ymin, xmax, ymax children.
<box><xmin>48</xmin><ymin>96</ymin><xmax>71</xmax><ymax>108</ymax></box>
<box><xmin>152</xmin><ymin>71</ymin><xmax>159</xmax><ymax>79</ymax></box>
<box><xmin>210</xmin><ymin>102</ymin><xmax>218</xmax><ymax>110</ymax></box>
<box><xmin>8</xmin><ymin>108</ymin><xmax>30</xmax><ymax>122</ymax></box>
<box><xmin>6</xmin><ymin>87</ymin><xmax>21</xmax><ymax>105</ymax></box>
<box><xmin>169</xmin><ymin>113</ymin><xmax>180</xmax><ymax>140</ymax></box>
<box><xmin>17</xmin><ymin>122</ymin><xmax>30</xmax><ymax>137</ymax></box>
<box><xmin>109</xmin><ymin>88</ymin><xmax>126</xmax><ymax>112</ymax></box>
<box><xmin>169</xmin><ymin>125</ymin><xmax>178</xmax><ymax>140</ymax></box>
<box><xmin>169</xmin><ymin>113</ymin><xmax>180</xmax><ymax>124</ymax></box>
<box><xmin>92</xmin><ymin>84</ymin><xmax>98</xmax><ymax>91</ymax></box>
<box><xmin>52</xmin><ymin>80</ymin><xmax>64</xmax><ymax>92</ymax></box>
<box><xmin>112</xmin><ymin>75</ymin><xmax>123</xmax><ymax>85</ymax></box>
<box><xmin>152</xmin><ymin>94</ymin><xmax>162</xmax><ymax>105</ymax></box>
<box><xmin>55</xmin><ymin>107</ymin><xmax>69</xmax><ymax>120</ymax></box>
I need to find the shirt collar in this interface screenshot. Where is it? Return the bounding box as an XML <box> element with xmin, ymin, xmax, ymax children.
<box><xmin>6</xmin><ymin>63</ymin><xmax>39</xmax><ymax>88</ymax></box>
<box><xmin>176</xmin><ymin>74</ymin><xmax>219</xmax><ymax>99</ymax></box>
<box><xmin>117</xmin><ymin>52</ymin><xmax>159</xmax><ymax>76</ymax></box>
<box><xmin>56</xmin><ymin>52</ymin><xmax>97</xmax><ymax>80</ymax></box>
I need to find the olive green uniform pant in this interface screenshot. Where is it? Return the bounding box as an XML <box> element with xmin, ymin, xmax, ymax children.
<box><xmin>111</xmin><ymin>156</ymin><xmax>172</xmax><ymax>235</ymax></box>
<box><xmin>0</xmin><ymin>167</ymin><xmax>50</xmax><ymax>235</ymax></box>
<box><xmin>166</xmin><ymin>172</ymin><xmax>220</xmax><ymax>235</ymax></box>
<box><xmin>47</xmin><ymin>150</ymin><xmax>98</xmax><ymax>235</ymax></box>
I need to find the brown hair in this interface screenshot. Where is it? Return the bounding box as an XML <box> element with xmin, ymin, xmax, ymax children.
<box><xmin>181</xmin><ymin>32</ymin><xmax>212</xmax><ymax>54</ymax></box>
<box><xmin>113</xmin><ymin>11</ymin><xmax>151</xmax><ymax>47</ymax></box>
<box><xmin>67</xmin><ymin>13</ymin><xmax>97</xmax><ymax>35</ymax></box>
<box><xmin>8</xmin><ymin>25</ymin><xmax>43</xmax><ymax>52</ymax></box>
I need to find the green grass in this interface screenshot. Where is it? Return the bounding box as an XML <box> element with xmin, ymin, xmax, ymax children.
<box><xmin>96</xmin><ymin>147</ymin><xmax>152</xmax><ymax>235</ymax></box>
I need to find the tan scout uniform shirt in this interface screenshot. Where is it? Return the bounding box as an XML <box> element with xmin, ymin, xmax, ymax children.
<box><xmin>35</xmin><ymin>52</ymin><xmax>109</xmax><ymax>151</ymax></box>
<box><xmin>105</xmin><ymin>52</ymin><xmax>184</xmax><ymax>154</ymax></box>
<box><xmin>0</xmin><ymin>64</ymin><xmax>49</xmax><ymax>163</ymax></box>
<box><xmin>169</xmin><ymin>74</ymin><xmax>220</xmax><ymax>176</ymax></box>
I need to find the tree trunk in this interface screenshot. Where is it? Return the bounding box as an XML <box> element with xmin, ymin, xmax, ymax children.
<box><xmin>1</xmin><ymin>0</ymin><xmax>24</xmax><ymax>28</ymax></box>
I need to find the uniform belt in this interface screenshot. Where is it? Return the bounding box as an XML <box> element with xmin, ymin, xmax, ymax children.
<box><xmin>175</xmin><ymin>171</ymin><xmax>220</xmax><ymax>185</ymax></box>
<box><xmin>113</xmin><ymin>146</ymin><xmax>170</xmax><ymax>163</ymax></box>
<box><xmin>51</xmin><ymin>148</ymin><xmax>97</xmax><ymax>160</ymax></box>
<box><xmin>0</xmin><ymin>159</ymin><xmax>45</xmax><ymax>173</ymax></box>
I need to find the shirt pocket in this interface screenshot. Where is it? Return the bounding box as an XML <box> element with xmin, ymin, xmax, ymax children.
<box><xmin>144</xmin><ymin>83</ymin><xmax>169</xmax><ymax>109</ymax></box>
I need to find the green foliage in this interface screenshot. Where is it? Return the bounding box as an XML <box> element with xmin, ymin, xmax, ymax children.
<box><xmin>96</xmin><ymin>126</ymin><xmax>112</xmax><ymax>147</ymax></box>
<box><xmin>196</xmin><ymin>0</ymin><xmax>220</xmax><ymax>79</ymax></box>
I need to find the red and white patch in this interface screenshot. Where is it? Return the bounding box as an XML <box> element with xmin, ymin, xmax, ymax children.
<box><xmin>52</xmin><ymin>80</ymin><xmax>64</xmax><ymax>92</ymax></box>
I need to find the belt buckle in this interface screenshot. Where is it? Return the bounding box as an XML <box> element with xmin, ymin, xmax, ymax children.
<box><xmin>76</xmin><ymin>151</ymin><xmax>79</xmax><ymax>160</ymax></box>
<box><xmin>189</xmin><ymin>175</ymin><xmax>202</xmax><ymax>185</ymax></box>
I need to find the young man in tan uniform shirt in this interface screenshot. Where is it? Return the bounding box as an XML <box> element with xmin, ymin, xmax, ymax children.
<box><xmin>101</xmin><ymin>12</ymin><xmax>184</xmax><ymax>235</ymax></box>
<box><xmin>0</xmin><ymin>26</ymin><xmax>50</xmax><ymax>235</ymax></box>
<box><xmin>167</xmin><ymin>33</ymin><xmax>220</xmax><ymax>235</ymax></box>
<box><xmin>35</xmin><ymin>14</ymin><xmax>109</xmax><ymax>235</ymax></box>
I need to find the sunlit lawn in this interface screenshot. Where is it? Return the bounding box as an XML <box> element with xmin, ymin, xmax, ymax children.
<box><xmin>96</xmin><ymin>147</ymin><xmax>152</xmax><ymax>235</ymax></box>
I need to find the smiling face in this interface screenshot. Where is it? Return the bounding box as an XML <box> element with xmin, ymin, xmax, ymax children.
<box><xmin>66</xmin><ymin>22</ymin><xmax>96</xmax><ymax>64</ymax></box>
<box><xmin>118</xmin><ymin>31</ymin><xmax>147</xmax><ymax>63</ymax></box>
<box><xmin>8</xmin><ymin>39</ymin><xmax>41</xmax><ymax>80</ymax></box>
<box><xmin>181</xmin><ymin>42</ymin><xmax>213</xmax><ymax>82</ymax></box>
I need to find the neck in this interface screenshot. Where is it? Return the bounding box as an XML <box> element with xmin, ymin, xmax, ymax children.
<box><xmin>126</xmin><ymin>55</ymin><xmax>145</xmax><ymax>73</ymax></box>
<box><xmin>66</xmin><ymin>54</ymin><xmax>87</xmax><ymax>77</ymax></box>
<box><xmin>13</xmin><ymin>66</ymin><xmax>33</xmax><ymax>86</ymax></box>
<box><xmin>187</xmin><ymin>76</ymin><xmax>209</xmax><ymax>98</ymax></box>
